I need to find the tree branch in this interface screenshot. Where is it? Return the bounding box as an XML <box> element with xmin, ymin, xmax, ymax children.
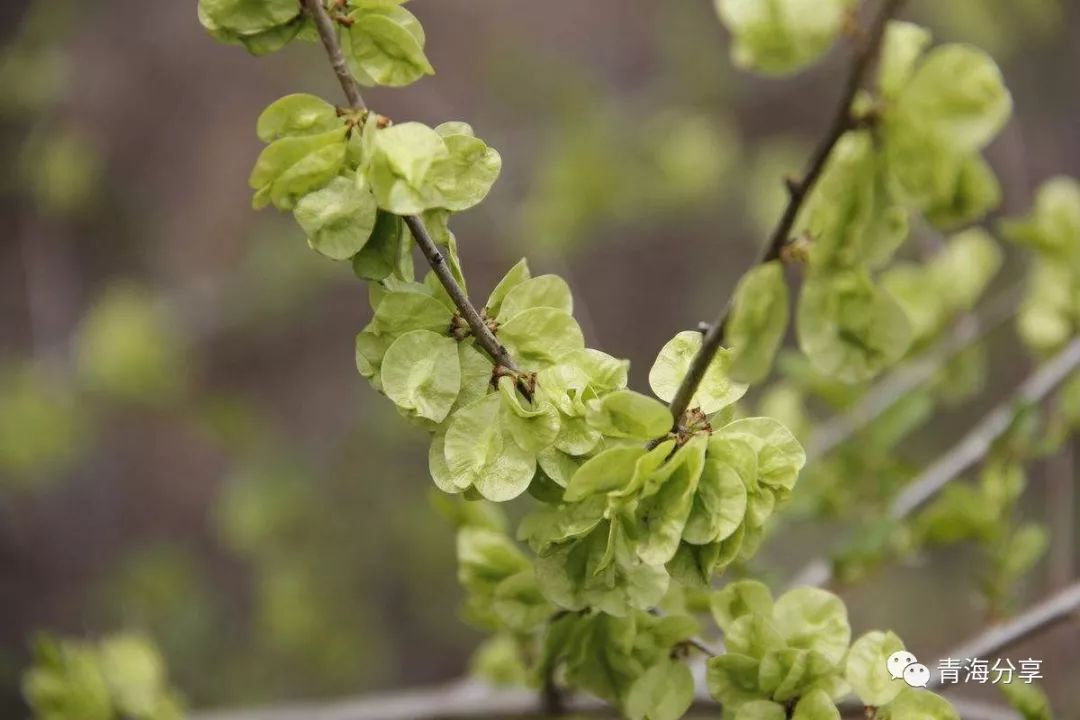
<box><xmin>790</xmin><ymin>337</ymin><xmax>1080</xmax><ymax>589</ymax></box>
<box><xmin>185</xmin><ymin>583</ymin><xmax>1080</xmax><ymax>720</ymax></box>
<box><xmin>663</xmin><ymin>0</ymin><xmax>907</xmax><ymax>426</ymax></box>
<box><xmin>301</xmin><ymin>0</ymin><xmax>518</xmax><ymax>372</ymax></box>
<box><xmin>928</xmin><ymin>582</ymin><xmax>1080</xmax><ymax>693</ymax></box>
<box><xmin>301</xmin><ymin>0</ymin><xmax>366</xmax><ymax>110</ymax></box>
<box><xmin>186</xmin><ymin>649</ymin><xmax>1050</xmax><ymax>720</ymax></box>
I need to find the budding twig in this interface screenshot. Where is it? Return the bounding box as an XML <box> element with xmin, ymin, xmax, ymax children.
<box><xmin>662</xmin><ymin>0</ymin><xmax>907</xmax><ymax>428</ymax></box>
<box><xmin>301</xmin><ymin>0</ymin><xmax>518</xmax><ymax>373</ymax></box>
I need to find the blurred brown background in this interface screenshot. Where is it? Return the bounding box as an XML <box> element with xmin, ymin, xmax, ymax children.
<box><xmin>0</xmin><ymin>0</ymin><xmax>1077</xmax><ymax>716</ymax></box>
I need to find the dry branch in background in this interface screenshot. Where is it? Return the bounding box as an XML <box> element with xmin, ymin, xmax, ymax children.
<box><xmin>190</xmin><ymin>583</ymin><xmax>1079</xmax><ymax>720</ymax></box>
<box><xmin>790</xmin><ymin>337</ymin><xmax>1080</xmax><ymax>589</ymax></box>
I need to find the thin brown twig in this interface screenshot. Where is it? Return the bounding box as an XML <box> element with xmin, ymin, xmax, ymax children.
<box><xmin>301</xmin><ymin>0</ymin><xmax>518</xmax><ymax>372</ymax></box>
<box><xmin>403</xmin><ymin>216</ymin><xmax>518</xmax><ymax>371</ymax></box>
<box><xmin>663</xmin><ymin>0</ymin><xmax>907</xmax><ymax>427</ymax></box>
<box><xmin>301</xmin><ymin>0</ymin><xmax>366</xmax><ymax>110</ymax></box>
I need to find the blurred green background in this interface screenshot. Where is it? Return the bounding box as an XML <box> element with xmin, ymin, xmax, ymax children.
<box><xmin>0</xmin><ymin>0</ymin><xmax>1076</xmax><ymax>716</ymax></box>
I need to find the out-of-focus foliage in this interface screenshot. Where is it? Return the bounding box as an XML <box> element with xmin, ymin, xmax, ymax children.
<box><xmin>714</xmin><ymin>0</ymin><xmax>856</xmax><ymax>76</ymax></box>
<box><xmin>76</xmin><ymin>284</ymin><xmax>187</xmax><ymax>406</ymax></box>
<box><xmin>1002</xmin><ymin>177</ymin><xmax>1080</xmax><ymax>354</ymax></box>
<box><xmin>0</xmin><ymin>364</ymin><xmax>83</xmax><ymax>487</ymax></box>
<box><xmin>23</xmin><ymin>634</ymin><xmax>183</xmax><ymax>720</ymax></box>
<box><xmin>19</xmin><ymin>125</ymin><xmax>101</xmax><ymax>216</ymax></box>
<box><xmin>0</xmin><ymin>1</ymin><xmax>103</xmax><ymax>215</ymax></box>
<box><xmin>1000</xmin><ymin>680</ymin><xmax>1054</xmax><ymax>720</ymax></box>
<box><xmin>521</xmin><ymin>104</ymin><xmax>737</xmax><ymax>252</ymax></box>
<box><xmin>4</xmin><ymin>0</ymin><xmax>1078</xmax><ymax>717</ymax></box>
<box><xmin>914</xmin><ymin>0</ymin><xmax>1062</xmax><ymax>60</ymax></box>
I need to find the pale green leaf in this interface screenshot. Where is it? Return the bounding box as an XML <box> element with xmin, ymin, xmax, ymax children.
<box><xmin>683</xmin><ymin>458</ymin><xmax>748</xmax><ymax>544</ymax></box>
<box><xmin>499</xmin><ymin>308</ymin><xmax>585</xmax><ymax>370</ymax></box>
<box><xmin>517</xmin><ymin>495</ymin><xmax>607</xmax><ymax>554</ymax></box>
<box><xmin>797</xmin><ymin>269</ymin><xmax>913</xmax><ymax>383</ymax></box>
<box><xmin>895</xmin><ymin>44</ymin><xmax>1012</xmax><ymax>153</ymax></box>
<box><xmin>368</xmin><ymin>122</ymin><xmax>447</xmax><ymax>208</ymax></box>
<box><xmin>635</xmin><ymin>436</ymin><xmax>707</xmax><ymax>565</ymax></box>
<box><xmin>734</xmin><ymin>700</ymin><xmax>787</xmax><ymax>720</ymax></box>
<box><xmin>537</xmin><ymin>448</ymin><xmax>583</xmax><ymax>489</ymax></box>
<box><xmin>497</xmin><ymin>275</ymin><xmax>573</xmax><ymax>322</ymax></box>
<box><xmin>649</xmin><ymin>331</ymin><xmax>748</xmax><ymax>413</ymax></box>
<box><xmin>999</xmin><ymin>681</ymin><xmax>1053</xmax><ymax>720</ymax></box>
<box><xmin>706</xmin><ymin>652</ymin><xmax>763</xmax><ymax>708</ymax></box>
<box><xmin>497</xmin><ymin>377</ymin><xmax>560</xmax><ymax>454</ymax></box>
<box><xmin>564</xmin><ymin>446</ymin><xmax>645</xmax><ymax>502</ymax></box>
<box><xmin>929</xmin><ymin>229</ymin><xmax>1003</xmax><ymax>312</ymax></box>
<box><xmin>249</xmin><ymin>127</ymin><xmax>348</xmax><ymax>210</ymax></box>
<box><xmin>444</xmin><ymin>394</ymin><xmax>535</xmax><ymax>501</ymax></box>
<box><xmin>1001</xmin><ymin>176</ymin><xmax>1080</xmax><ymax>263</ymax></box>
<box><xmin>878</xmin><ymin>689</ymin><xmax>960</xmax><ymax>720</ymax></box>
<box><xmin>256</xmin><ymin>93</ymin><xmax>339</xmax><ymax>142</ymax></box>
<box><xmin>492</xmin><ymin>569</ymin><xmax>551</xmax><ymax>632</ymax></box>
<box><xmin>98</xmin><ymin>635</ymin><xmax>169</xmax><ymax>719</ymax></box>
<box><xmin>798</xmin><ymin>132</ymin><xmax>906</xmax><ymax>271</ymax></box>
<box><xmin>457</xmin><ymin>526</ymin><xmax>529</xmax><ymax>592</ymax></box>
<box><xmin>713</xmin><ymin>417</ymin><xmax>805</xmax><ymax>491</ymax></box>
<box><xmin>346</xmin><ymin>13</ymin><xmax>433</xmax><ymax>88</ymax></box>
<box><xmin>587</xmin><ymin>390</ymin><xmax>673</xmax><ymax>441</ymax></box>
<box><xmin>372</xmin><ymin>291</ymin><xmax>451</xmax><ymax>337</ymax></box>
<box><xmin>534</xmin><ymin>518</ymin><xmax>669</xmax><ymax>616</ymax></box>
<box><xmin>199</xmin><ymin>0</ymin><xmax>300</xmax><ymax>35</ymax></box>
<box><xmin>353</xmin><ymin>211</ymin><xmax>410</xmax><ymax>281</ymax></box>
<box><xmin>728</xmin><ymin>614</ymin><xmax>788</xmax><ymax>663</ymax></box>
<box><xmin>772</xmin><ymin>587</ymin><xmax>850</xmax><ymax>665</ymax></box>
<box><xmin>845</xmin><ymin>630</ymin><xmax>906</xmax><ymax>707</ymax></box>
<box><xmin>429</xmin><ymin>433</ymin><xmax>465</xmax><ymax>493</ymax></box>
<box><xmin>470</xmin><ymin>635</ymin><xmax>528</xmax><ymax>688</ymax></box>
<box><xmin>625</xmin><ymin>660</ymin><xmax>695</xmax><ymax>720</ymax></box>
<box><xmin>294</xmin><ymin>176</ymin><xmax>378</xmax><ymax>260</ymax></box>
<box><xmin>924</xmin><ymin>153</ymin><xmax>1002</xmax><ymax>230</ymax></box>
<box><xmin>427</xmin><ymin>131</ymin><xmax>502</xmax><ymax>212</ymax></box>
<box><xmin>667</xmin><ymin>527</ymin><xmax>744</xmax><ymax>587</ymax></box>
<box><xmin>77</xmin><ymin>285</ymin><xmax>185</xmax><ymax>404</ymax></box>
<box><xmin>759</xmin><ymin>648</ymin><xmax>842</xmax><ymax>703</ymax></box>
<box><xmin>381</xmin><ymin>330</ymin><xmax>460</xmax><ymax>423</ymax></box>
<box><xmin>715</xmin><ymin>0</ymin><xmax>855</xmax><ymax>77</ymax></box>
<box><xmin>727</xmin><ymin>261</ymin><xmax>790</xmax><ymax>384</ymax></box>
<box><xmin>23</xmin><ymin>638</ymin><xmax>112</xmax><ymax>720</ymax></box>
<box><xmin>710</xmin><ymin>579</ymin><xmax>774</xmax><ymax>633</ymax></box>
<box><xmin>486</xmin><ymin>259</ymin><xmax>531</xmax><ymax>317</ymax></box>
<box><xmin>792</xmin><ymin>689</ymin><xmax>842</xmax><ymax>720</ymax></box>
<box><xmin>1017</xmin><ymin>259</ymin><xmax>1075</xmax><ymax>353</ymax></box>
<box><xmin>877</xmin><ymin>21</ymin><xmax>932</xmax><ymax>100</ymax></box>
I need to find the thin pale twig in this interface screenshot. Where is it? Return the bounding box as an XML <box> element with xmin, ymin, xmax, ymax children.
<box><xmin>789</xmin><ymin>338</ymin><xmax>1080</xmax><ymax>589</ymax></box>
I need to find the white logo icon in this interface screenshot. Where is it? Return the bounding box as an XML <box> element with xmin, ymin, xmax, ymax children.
<box><xmin>903</xmin><ymin>662</ymin><xmax>931</xmax><ymax>688</ymax></box>
<box><xmin>886</xmin><ymin>650</ymin><xmax>919</xmax><ymax>681</ymax></box>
